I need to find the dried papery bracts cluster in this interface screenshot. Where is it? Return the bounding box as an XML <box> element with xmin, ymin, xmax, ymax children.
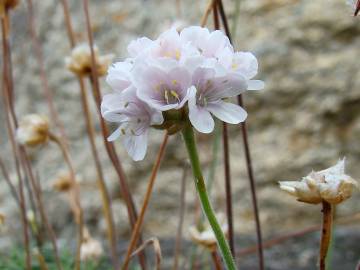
<box><xmin>16</xmin><ymin>114</ymin><xmax>49</xmax><ymax>147</ymax></box>
<box><xmin>80</xmin><ymin>227</ymin><xmax>104</xmax><ymax>261</ymax></box>
<box><xmin>52</xmin><ymin>172</ymin><xmax>76</xmax><ymax>192</ymax></box>
<box><xmin>65</xmin><ymin>43</ymin><xmax>114</xmax><ymax>77</ymax></box>
<box><xmin>189</xmin><ymin>214</ymin><xmax>228</xmax><ymax>251</ymax></box>
<box><xmin>101</xmin><ymin>26</ymin><xmax>264</xmax><ymax>160</ymax></box>
<box><xmin>279</xmin><ymin>159</ymin><xmax>358</xmax><ymax>205</ymax></box>
<box><xmin>0</xmin><ymin>0</ymin><xmax>20</xmax><ymax>14</ymax></box>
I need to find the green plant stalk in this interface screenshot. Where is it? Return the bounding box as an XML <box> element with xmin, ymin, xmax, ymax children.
<box><xmin>181</xmin><ymin>124</ymin><xmax>237</xmax><ymax>270</ymax></box>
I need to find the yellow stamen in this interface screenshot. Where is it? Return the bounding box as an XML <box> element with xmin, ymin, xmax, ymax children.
<box><xmin>172</xmin><ymin>79</ymin><xmax>178</xmax><ymax>85</ymax></box>
<box><xmin>164</xmin><ymin>90</ymin><xmax>170</xmax><ymax>104</ymax></box>
<box><xmin>175</xmin><ymin>50</ymin><xmax>181</xmax><ymax>60</ymax></box>
<box><xmin>170</xmin><ymin>90</ymin><xmax>180</xmax><ymax>102</ymax></box>
<box><xmin>131</xmin><ymin>129</ymin><xmax>136</xmax><ymax>135</ymax></box>
<box><xmin>121</xmin><ymin>128</ymin><xmax>126</xmax><ymax>135</ymax></box>
<box><xmin>231</xmin><ymin>63</ymin><xmax>238</xmax><ymax>70</ymax></box>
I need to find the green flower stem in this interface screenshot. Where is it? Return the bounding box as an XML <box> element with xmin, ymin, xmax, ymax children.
<box><xmin>181</xmin><ymin>124</ymin><xmax>237</xmax><ymax>270</ymax></box>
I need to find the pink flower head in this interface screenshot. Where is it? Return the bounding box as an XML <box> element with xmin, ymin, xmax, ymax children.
<box><xmin>134</xmin><ymin>64</ymin><xmax>192</xmax><ymax>111</ymax></box>
<box><xmin>188</xmin><ymin>67</ymin><xmax>248</xmax><ymax>133</ymax></box>
<box><xmin>101</xmin><ymin>26</ymin><xmax>264</xmax><ymax>161</ymax></box>
<box><xmin>101</xmin><ymin>87</ymin><xmax>163</xmax><ymax>161</ymax></box>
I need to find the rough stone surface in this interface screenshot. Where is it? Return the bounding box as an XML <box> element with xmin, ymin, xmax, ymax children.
<box><xmin>0</xmin><ymin>0</ymin><xmax>359</xmax><ymax>268</ymax></box>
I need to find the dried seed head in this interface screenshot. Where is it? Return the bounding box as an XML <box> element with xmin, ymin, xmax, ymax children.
<box><xmin>189</xmin><ymin>213</ymin><xmax>228</xmax><ymax>251</ymax></box>
<box><xmin>52</xmin><ymin>172</ymin><xmax>74</xmax><ymax>192</ymax></box>
<box><xmin>65</xmin><ymin>43</ymin><xmax>113</xmax><ymax>77</ymax></box>
<box><xmin>279</xmin><ymin>159</ymin><xmax>358</xmax><ymax>205</ymax></box>
<box><xmin>16</xmin><ymin>114</ymin><xmax>49</xmax><ymax>147</ymax></box>
<box><xmin>0</xmin><ymin>0</ymin><xmax>20</xmax><ymax>14</ymax></box>
<box><xmin>0</xmin><ymin>213</ymin><xmax>5</xmax><ymax>226</ymax></box>
<box><xmin>80</xmin><ymin>227</ymin><xmax>104</xmax><ymax>261</ymax></box>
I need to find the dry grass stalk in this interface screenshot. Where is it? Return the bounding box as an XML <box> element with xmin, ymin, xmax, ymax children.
<box><xmin>130</xmin><ymin>238</ymin><xmax>163</xmax><ymax>270</ymax></box>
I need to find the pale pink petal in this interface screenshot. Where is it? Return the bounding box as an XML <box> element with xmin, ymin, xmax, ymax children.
<box><xmin>247</xmin><ymin>80</ymin><xmax>265</xmax><ymax>90</ymax></box>
<box><xmin>207</xmin><ymin>101</ymin><xmax>247</xmax><ymax>124</ymax></box>
<box><xmin>188</xmin><ymin>86</ymin><xmax>214</xmax><ymax>133</ymax></box>
<box><xmin>107</xmin><ymin>127</ymin><xmax>122</xmax><ymax>142</ymax></box>
<box><xmin>106</xmin><ymin>62</ymin><xmax>132</xmax><ymax>92</ymax></box>
<box><xmin>123</xmin><ymin>132</ymin><xmax>148</xmax><ymax>161</ymax></box>
<box><xmin>232</xmin><ymin>52</ymin><xmax>258</xmax><ymax>79</ymax></box>
<box><xmin>127</xmin><ymin>37</ymin><xmax>155</xmax><ymax>57</ymax></box>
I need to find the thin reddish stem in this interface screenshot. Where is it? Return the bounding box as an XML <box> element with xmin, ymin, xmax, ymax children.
<box><xmin>80</xmin><ymin>0</ymin><xmax>147</xmax><ymax>268</ymax></box>
<box><xmin>212</xmin><ymin>1</ymin><xmax>235</xmax><ymax>256</ymax></box>
<box><xmin>25</xmin><ymin>0</ymin><xmax>68</xmax><ymax>143</ymax></box>
<box><xmin>215</xmin><ymin>1</ymin><xmax>265</xmax><ymax>268</ymax></box>
<box><xmin>122</xmin><ymin>132</ymin><xmax>169</xmax><ymax>270</ymax></box>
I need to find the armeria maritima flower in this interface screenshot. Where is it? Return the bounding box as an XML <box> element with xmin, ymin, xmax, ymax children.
<box><xmin>279</xmin><ymin>159</ymin><xmax>358</xmax><ymax>205</ymax></box>
<box><xmin>66</xmin><ymin>43</ymin><xmax>113</xmax><ymax>77</ymax></box>
<box><xmin>101</xmin><ymin>26</ymin><xmax>264</xmax><ymax>160</ymax></box>
<box><xmin>16</xmin><ymin>114</ymin><xmax>49</xmax><ymax>147</ymax></box>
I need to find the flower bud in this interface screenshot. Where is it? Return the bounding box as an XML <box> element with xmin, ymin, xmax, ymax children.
<box><xmin>52</xmin><ymin>172</ymin><xmax>74</xmax><ymax>192</ymax></box>
<box><xmin>189</xmin><ymin>213</ymin><xmax>228</xmax><ymax>251</ymax></box>
<box><xmin>65</xmin><ymin>43</ymin><xmax>113</xmax><ymax>77</ymax></box>
<box><xmin>80</xmin><ymin>227</ymin><xmax>103</xmax><ymax>261</ymax></box>
<box><xmin>16</xmin><ymin>114</ymin><xmax>49</xmax><ymax>147</ymax></box>
<box><xmin>0</xmin><ymin>213</ymin><xmax>5</xmax><ymax>226</ymax></box>
<box><xmin>279</xmin><ymin>159</ymin><xmax>358</xmax><ymax>205</ymax></box>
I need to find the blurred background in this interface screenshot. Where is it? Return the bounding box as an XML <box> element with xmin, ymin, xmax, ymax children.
<box><xmin>0</xmin><ymin>0</ymin><xmax>359</xmax><ymax>269</ymax></box>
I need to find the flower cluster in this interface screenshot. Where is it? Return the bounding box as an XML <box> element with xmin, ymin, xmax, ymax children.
<box><xmin>101</xmin><ymin>26</ymin><xmax>264</xmax><ymax>161</ymax></box>
<box><xmin>279</xmin><ymin>159</ymin><xmax>358</xmax><ymax>205</ymax></box>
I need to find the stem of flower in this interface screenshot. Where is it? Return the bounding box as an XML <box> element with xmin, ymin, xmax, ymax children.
<box><xmin>49</xmin><ymin>132</ymin><xmax>83</xmax><ymax>270</ymax></box>
<box><xmin>320</xmin><ymin>200</ymin><xmax>333</xmax><ymax>270</ymax></box>
<box><xmin>181</xmin><ymin>124</ymin><xmax>237</xmax><ymax>270</ymax></box>
<box><xmin>211</xmin><ymin>250</ymin><xmax>222</xmax><ymax>270</ymax></box>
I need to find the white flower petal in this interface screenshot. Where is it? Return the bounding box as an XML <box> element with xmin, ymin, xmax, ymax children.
<box><xmin>247</xmin><ymin>80</ymin><xmax>265</xmax><ymax>90</ymax></box>
<box><xmin>188</xmin><ymin>86</ymin><xmax>214</xmax><ymax>133</ymax></box>
<box><xmin>123</xmin><ymin>132</ymin><xmax>148</xmax><ymax>161</ymax></box>
<box><xmin>107</xmin><ymin>127</ymin><xmax>122</xmax><ymax>142</ymax></box>
<box><xmin>207</xmin><ymin>101</ymin><xmax>247</xmax><ymax>124</ymax></box>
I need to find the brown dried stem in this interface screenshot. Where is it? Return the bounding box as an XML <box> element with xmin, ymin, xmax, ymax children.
<box><xmin>130</xmin><ymin>238</ymin><xmax>162</xmax><ymax>270</ymax></box>
<box><xmin>80</xmin><ymin>0</ymin><xmax>147</xmax><ymax>268</ymax></box>
<box><xmin>172</xmin><ymin>163</ymin><xmax>188</xmax><ymax>270</ymax></box>
<box><xmin>25</xmin><ymin>0</ymin><xmax>68</xmax><ymax>143</ymax></box>
<box><xmin>215</xmin><ymin>1</ymin><xmax>265</xmax><ymax>268</ymax></box>
<box><xmin>0</xmin><ymin>154</ymin><xmax>20</xmax><ymax>206</ymax></box>
<box><xmin>49</xmin><ymin>132</ymin><xmax>83</xmax><ymax>270</ymax></box>
<box><xmin>77</xmin><ymin>76</ymin><xmax>119</xmax><ymax>269</ymax></box>
<box><xmin>122</xmin><ymin>132</ymin><xmax>169</xmax><ymax>270</ymax></box>
<box><xmin>211</xmin><ymin>250</ymin><xmax>223</xmax><ymax>270</ymax></box>
<box><xmin>319</xmin><ymin>201</ymin><xmax>332</xmax><ymax>270</ymax></box>
<box><xmin>200</xmin><ymin>0</ymin><xmax>215</xmax><ymax>27</ymax></box>
<box><xmin>212</xmin><ymin>1</ymin><xmax>235</xmax><ymax>256</ymax></box>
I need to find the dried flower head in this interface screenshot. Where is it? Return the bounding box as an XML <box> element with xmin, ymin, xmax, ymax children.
<box><xmin>65</xmin><ymin>43</ymin><xmax>113</xmax><ymax>77</ymax></box>
<box><xmin>16</xmin><ymin>114</ymin><xmax>49</xmax><ymax>147</ymax></box>
<box><xmin>52</xmin><ymin>172</ymin><xmax>74</xmax><ymax>192</ymax></box>
<box><xmin>0</xmin><ymin>0</ymin><xmax>20</xmax><ymax>14</ymax></box>
<box><xmin>189</xmin><ymin>214</ymin><xmax>228</xmax><ymax>251</ymax></box>
<box><xmin>279</xmin><ymin>159</ymin><xmax>358</xmax><ymax>205</ymax></box>
<box><xmin>80</xmin><ymin>227</ymin><xmax>104</xmax><ymax>261</ymax></box>
<box><xmin>0</xmin><ymin>213</ymin><xmax>5</xmax><ymax>226</ymax></box>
